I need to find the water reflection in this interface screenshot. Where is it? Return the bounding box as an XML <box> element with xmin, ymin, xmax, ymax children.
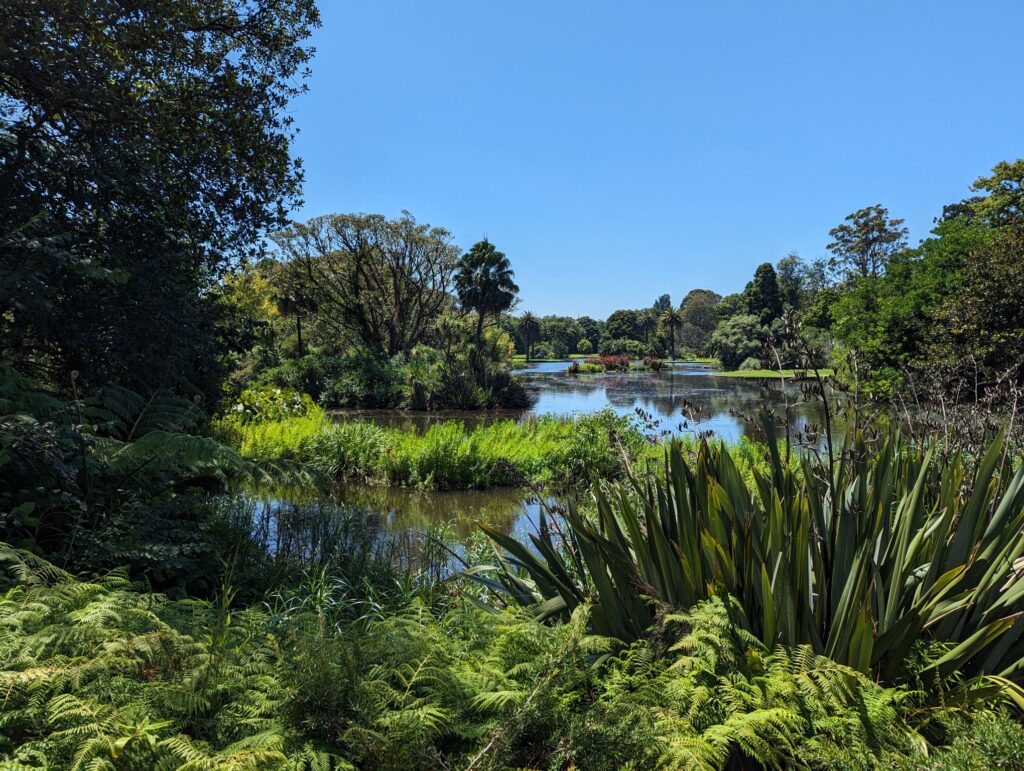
<box><xmin>518</xmin><ymin>361</ymin><xmax>825</xmax><ymax>443</ymax></box>
<box><xmin>334</xmin><ymin>361</ymin><xmax>827</xmax><ymax>444</ymax></box>
<box><xmin>338</xmin><ymin>485</ymin><xmax>545</xmax><ymax>540</ymax></box>
<box><xmin>308</xmin><ymin>361</ymin><xmax>832</xmax><ymax>547</ymax></box>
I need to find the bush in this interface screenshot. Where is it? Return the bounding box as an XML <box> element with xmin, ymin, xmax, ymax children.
<box><xmin>320</xmin><ymin>353</ymin><xmax>405</xmax><ymax>408</ymax></box>
<box><xmin>642</xmin><ymin>356</ymin><xmax>666</xmax><ymax>371</ymax></box>
<box><xmin>598</xmin><ymin>337</ymin><xmax>645</xmax><ymax>357</ymax></box>
<box><xmin>258</xmin><ymin>353</ymin><xmax>343</xmax><ymax>401</ymax></box>
<box><xmin>0</xmin><ymin>546</ymin><xmax>999</xmax><ymax>771</ymax></box>
<box><xmin>530</xmin><ymin>341</ymin><xmax>555</xmax><ymax>360</ymax></box>
<box><xmin>226</xmin><ymin>386</ymin><xmax>317</xmax><ymax>423</ymax></box>
<box><xmin>710</xmin><ymin>314</ymin><xmax>767</xmax><ymax>369</ymax></box>
<box><xmin>589</xmin><ymin>354</ymin><xmax>629</xmax><ymax>372</ymax></box>
<box><xmin>738</xmin><ymin>355</ymin><xmax>763</xmax><ymax>370</ymax></box>
<box><xmin>576</xmin><ymin>338</ymin><xmax>593</xmax><ymax>355</ymax></box>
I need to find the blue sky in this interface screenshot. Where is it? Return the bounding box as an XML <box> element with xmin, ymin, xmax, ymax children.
<box><xmin>290</xmin><ymin>1</ymin><xmax>1023</xmax><ymax>318</ymax></box>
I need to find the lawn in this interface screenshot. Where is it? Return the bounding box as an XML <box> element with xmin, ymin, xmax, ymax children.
<box><xmin>717</xmin><ymin>368</ymin><xmax>835</xmax><ymax>379</ymax></box>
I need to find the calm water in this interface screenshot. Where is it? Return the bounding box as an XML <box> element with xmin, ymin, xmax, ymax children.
<box><xmin>334</xmin><ymin>361</ymin><xmax>826</xmax><ymax>443</ymax></box>
<box><xmin>269</xmin><ymin>361</ymin><xmax>831</xmax><ymax>549</ymax></box>
<box><xmin>515</xmin><ymin>360</ymin><xmax>825</xmax><ymax>443</ymax></box>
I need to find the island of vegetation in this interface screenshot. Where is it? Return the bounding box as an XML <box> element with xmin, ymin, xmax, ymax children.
<box><xmin>2</xmin><ymin>2</ymin><xmax>1024</xmax><ymax>769</ymax></box>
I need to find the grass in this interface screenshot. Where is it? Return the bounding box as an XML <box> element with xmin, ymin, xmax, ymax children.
<box><xmin>511</xmin><ymin>354</ymin><xmax>569</xmax><ymax>363</ymax></box>
<box><xmin>675</xmin><ymin>356</ymin><xmax>719</xmax><ymax>364</ymax></box>
<box><xmin>717</xmin><ymin>367</ymin><xmax>835</xmax><ymax>379</ymax></box>
<box><xmin>216</xmin><ymin>408</ymin><xmax>646</xmax><ymax>490</ymax></box>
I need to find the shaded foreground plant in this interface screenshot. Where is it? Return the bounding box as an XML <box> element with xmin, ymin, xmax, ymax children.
<box><xmin>477</xmin><ymin>414</ymin><xmax>1024</xmax><ymax>696</ymax></box>
<box><xmin>2</xmin><ymin>545</ymin><xmax>970</xmax><ymax>770</ymax></box>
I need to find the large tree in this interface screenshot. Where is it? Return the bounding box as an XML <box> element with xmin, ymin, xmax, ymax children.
<box><xmin>744</xmin><ymin>263</ymin><xmax>784</xmax><ymax>324</ymax></box>
<box><xmin>659</xmin><ymin>307</ymin><xmax>683</xmax><ymax>359</ymax></box>
<box><xmin>517</xmin><ymin>312</ymin><xmax>541</xmax><ymax>361</ymax></box>
<box><xmin>274</xmin><ymin>212</ymin><xmax>459</xmax><ymax>357</ymax></box>
<box><xmin>827</xmin><ymin>205</ymin><xmax>908</xmax><ymax>281</ymax></box>
<box><xmin>455</xmin><ymin>239</ymin><xmax>519</xmax><ymax>344</ymax></box>
<box><xmin>0</xmin><ymin>0</ymin><xmax>319</xmax><ymax>398</ymax></box>
<box><xmin>678</xmin><ymin>289</ymin><xmax>720</xmax><ymax>354</ymax></box>
<box><xmin>605</xmin><ymin>309</ymin><xmax>643</xmax><ymax>342</ymax></box>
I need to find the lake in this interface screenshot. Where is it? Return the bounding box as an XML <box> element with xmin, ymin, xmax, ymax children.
<box><xmin>259</xmin><ymin>360</ymin><xmax>831</xmax><ymax>557</ymax></box>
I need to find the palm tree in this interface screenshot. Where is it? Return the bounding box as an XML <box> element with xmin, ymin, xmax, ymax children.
<box><xmin>454</xmin><ymin>239</ymin><xmax>519</xmax><ymax>344</ymax></box>
<box><xmin>660</xmin><ymin>307</ymin><xmax>683</xmax><ymax>359</ymax></box>
<box><xmin>517</xmin><ymin>312</ymin><xmax>541</xmax><ymax>362</ymax></box>
<box><xmin>638</xmin><ymin>311</ymin><xmax>656</xmax><ymax>344</ymax></box>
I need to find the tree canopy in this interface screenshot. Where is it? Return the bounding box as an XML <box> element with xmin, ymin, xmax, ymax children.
<box><xmin>0</xmin><ymin>0</ymin><xmax>320</xmax><ymax>400</ymax></box>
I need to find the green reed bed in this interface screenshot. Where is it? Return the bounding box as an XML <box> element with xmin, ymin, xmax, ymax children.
<box><xmin>216</xmin><ymin>408</ymin><xmax>647</xmax><ymax>490</ymax></box>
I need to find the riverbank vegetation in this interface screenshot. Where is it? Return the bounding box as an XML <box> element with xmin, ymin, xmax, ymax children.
<box><xmin>4</xmin><ymin>1</ymin><xmax>1024</xmax><ymax>768</ymax></box>
<box><xmin>216</xmin><ymin>407</ymin><xmax>646</xmax><ymax>491</ymax></box>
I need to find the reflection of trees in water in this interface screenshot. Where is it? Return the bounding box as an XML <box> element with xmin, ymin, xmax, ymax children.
<box><xmin>335</xmin><ymin>369</ymin><xmax>832</xmax><ymax>445</ymax></box>
<box><xmin>337</xmin><ymin>485</ymin><xmax>537</xmax><ymax>539</ymax></box>
<box><xmin>244</xmin><ymin>488</ymin><xmax>542</xmax><ymax>578</ymax></box>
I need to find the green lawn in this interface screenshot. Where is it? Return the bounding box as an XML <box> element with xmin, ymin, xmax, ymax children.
<box><xmin>717</xmin><ymin>368</ymin><xmax>835</xmax><ymax>379</ymax></box>
<box><xmin>509</xmin><ymin>356</ymin><xmax>569</xmax><ymax>364</ymax></box>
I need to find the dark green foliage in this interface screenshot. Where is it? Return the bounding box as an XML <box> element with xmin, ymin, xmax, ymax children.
<box><xmin>456</xmin><ymin>239</ymin><xmax>519</xmax><ymax>343</ymax></box>
<box><xmin>0</xmin><ymin>0</ymin><xmax>319</xmax><ymax>402</ymax></box>
<box><xmin>598</xmin><ymin>337</ymin><xmax>648</xmax><ymax>357</ymax></box>
<box><xmin>480</xmin><ymin>422</ymin><xmax>1024</xmax><ymax>701</ymax></box>
<box><xmin>0</xmin><ymin>550</ymin><xmax>960</xmax><ymax>770</ymax></box>
<box><xmin>710</xmin><ymin>314</ymin><xmax>768</xmax><ymax>369</ymax></box>
<box><xmin>902</xmin><ymin>712</ymin><xmax>1024</xmax><ymax>770</ymax></box>
<box><xmin>744</xmin><ymin>262</ymin><xmax>785</xmax><ymax>324</ymax></box>
<box><xmin>0</xmin><ymin>366</ymin><xmax>310</xmax><ymax>595</ymax></box>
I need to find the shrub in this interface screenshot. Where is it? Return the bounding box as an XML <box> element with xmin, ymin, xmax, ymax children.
<box><xmin>642</xmin><ymin>356</ymin><xmax>666</xmax><ymax>371</ymax></box>
<box><xmin>576</xmin><ymin>338</ymin><xmax>593</xmax><ymax>355</ymax></box>
<box><xmin>227</xmin><ymin>386</ymin><xmax>317</xmax><ymax>423</ymax></box>
<box><xmin>259</xmin><ymin>353</ymin><xmax>344</xmax><ymax>401</ymax></box>
<box><xmin>738</xmin><ymin>355</ymin><xmax>763</xmax><ymax>370</ymax></box>
<box><xmin>592</xmin><ymin>354</ymin><xmax>629</xmax><ymax>372</ymax></box>
<box><xmin>710</xmin><ymin>313</ymin><xmax>767</xmax><ymax>369</ymax></box>
<box><xmin>482</xmin><ymin>422</ymin><xmax>1024</xmax><ymax>695</ymax></box>
<box><xmin>304</xmin><ymin>421</ymin><xmax>387</xmax><ymax>480</ymax></box>
<box><xmin>598</xmin><ymin>337</ymin><xmax>645</xmax><ymax>357</ymax></box>
<box><xmin>320</xmin><ymin>353</ymin><xmax>405</xmax><ymax>408</ymax></box>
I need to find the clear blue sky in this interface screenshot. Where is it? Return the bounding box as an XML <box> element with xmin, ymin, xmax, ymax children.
<box><xmin>290</xmin><ymin>1</ymin><xmax>1023</xmax><ymax>318</ymax></box>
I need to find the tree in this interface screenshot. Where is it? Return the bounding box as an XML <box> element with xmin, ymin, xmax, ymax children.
<box><xmin>715</xmin><ymin>293</ymin><xmax>746</xmax><ymax>323</ymax></box>
<box><xmin>274</xmin><ymin>212</ymin><xmax>459</xmax><ymax>357</ymax></box>
<box><xmin>710</xmin><ymin>314</ymin><xmax>768</xmax><ymax>370</ymax></box>
<box><xmin>944</xmin><ymin>160</ymin><xmax>1024</xmax><ymax>226</ymax></box>
<box><xmin>540</xmin><ymin>316</ymin><xmax>583</xmax><ymax>354</ymax></box>
<box><xmin>517</xmin><ymin>312</ymin><xmax>541</xmax><ymax>361</ymax></box>
<box><xmin>637</xmin><ymin>311</ymin><xmax>657</xmax><ymax>343</ymax></box>
<box><xmin>653</xmin><ymin>293</ymin><xmax>672</xmax><ymax>312</ymax></box>
<box><xmin>275</xmin><ymin>262</ymin><xmax>318</xmax><ymax>357</ymax></box>
<box><xmin>659</xmin><ymin>307</ymin><xmax>683</xmax><ymax>359</ymax></box>
<box><xmin>455</xmin><ymin>239</ymin><xmax>519</xmax><ymax>344</ymax></box>
<box><xmin>827</xmin><ymin>205</ymin><xmax>908</xmax><ymax>281</ymax></box>
<box><xmin>775</xmin><ymin>252</ymin><xmax>807</xmax><ymax>310</ymax></box>
<box><xmin>679</xmin><ymin>289</ymin><xmax>721</xmax><ymax>352</ymax></box>
<box><xmin>0</xmin><ymin>0</ymin><xmax>319</xmax><ymax>399</ymax></box>
<box><xmin>744</xmin><ymin>263</ymin><xmax>784</xmax><ymax>324</ymax></box>
<box><xmin>576</xmin><ymin>338</ymin><xmax>594</xmax><ymax>355</ymax></box>
<box><xmin>605</xmin><ymin>309</ymin><xmax>643</xmax><ymax>341</ymax></box>
<box><xmin>577</xmin><ymin>316</ymin><xmax>603</xmax><ymax>347</ymax></box>
<box><xmin>929</xmin><ymin>226</ymin><xmax>1024</xmax><ymax>377</ymax></box>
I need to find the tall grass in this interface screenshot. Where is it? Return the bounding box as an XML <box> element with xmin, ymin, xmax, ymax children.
<box><xmin>219</xmin><ymin>409</ymin><xmax>646</xmax><ymax>490</ymax></box>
